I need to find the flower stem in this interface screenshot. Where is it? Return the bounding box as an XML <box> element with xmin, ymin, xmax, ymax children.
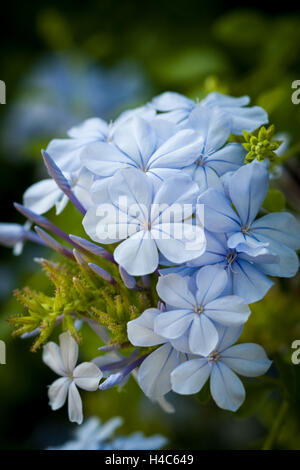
<box><xmin>262</xmin><ymin>400</ymin><xmax>289</xmax><ymax>450</ymax></box>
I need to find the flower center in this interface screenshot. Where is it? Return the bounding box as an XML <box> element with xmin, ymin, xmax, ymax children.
<box><xmin>209</xmin><ymin>351</ymin><xmax>220</xmax><ymax>362</ymax></box>
<box><xmin>195</xmin><ymin>157</ymin><xmax>205</xmax><ymax>167</ymax></box>
<box><xmin>142</xmin><ymin>221</ymin><xmax>152</xmax><ymax>231</ymax></box>
<box><xmin>226</xmin><ymin>249</ymin><xmax>237</xmax><ymax>265</ymax></box>
<box><xmin>241</xmin><ymin>224</ymin><xmax>251</xmax><ymax>235</ymax></box>
<box><xmin>194</xmin><ymin>304</ymin><xmax>204</xmax><ymax>314</ymax></box>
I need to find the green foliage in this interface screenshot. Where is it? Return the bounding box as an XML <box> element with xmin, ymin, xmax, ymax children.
<box><xmin>9</xmin><ymin>256</ymin><xmax>153</xmax><ymax>352</ymax></box>
<box><xmin>242</xmin><ymin>125</ymin><xmax>282</xmax><ymax>163</ymax></box>
<box><xmin>263</xmin><ymin>188</ymin><xmax>286</xmax><ymax>212</ymax></box>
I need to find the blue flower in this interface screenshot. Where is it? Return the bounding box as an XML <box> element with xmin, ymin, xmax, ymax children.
<box><xmin>47</xmin><ymin>416</ymin><xmax>167</xmax><ymax>450</ymax></box>
<box><xmin>83</xmin><ymin>168</ymin><xmax>205</xmax><ymax>276</ymax></box>
<box><xmin>128</xmin><ymin>308</ymin><xmax>189</xmax><ymax>398</ymax></box>
<box><xmin>198</xmin><ymin>161</ymin><xmax>300</xmax><ymax>278</ymax></box>
<box><xmin>47</xmin><ymin>416</ymin><xmax>123</xmax><ymax>450</ymax></box>
<box><xmin>171</xmin><ymin>325</ymin><xmax>272</xmax><ymax>411</ymax></box>
<box><xmin>187</xmin><ymin>231</ymin><xmax>276</xmax><ymax>303</ymax></box>
<box><xmin>23</xmin><ymin>167</ymin><xmax>93</xmax><ymax>215</ymax></box>
<box><xmin>80</xmin><ymin>115</ymin><xmax>204</xmax><ymax>187</ymax></box>
<box><xmin>151</xmin><ymin>91</ymin><xmax>268</xmax><ymax>134</ymax></box>
<box><xmin>0</xmin><ymin>221</ymin><xmax>45</xmax><ymax>255</ymax></box>
<box><xmin>153</xmin><ymin>266</ymin><xmax>250</xmax><ymax>356</ymax></box>
<box><xmin>181</xmin><ymin>107</ymin><xmax>245</xmax><ymax>192</ymax></box>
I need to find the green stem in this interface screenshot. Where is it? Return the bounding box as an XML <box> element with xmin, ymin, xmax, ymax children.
<box><xmin>262</xmin><ymin>400</ymin><xmax>289</xmax><ymax>450</ymax></box>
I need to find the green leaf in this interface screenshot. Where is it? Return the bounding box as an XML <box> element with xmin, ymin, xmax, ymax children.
<box><xmin>263</xmin><ymin>189</ymin><xmax>286</xmax><ymax>212</ymax></box>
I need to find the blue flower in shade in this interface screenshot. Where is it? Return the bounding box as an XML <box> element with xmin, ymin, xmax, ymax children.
<box><xmin>198</xmin><ymin>161</ymin><xmax>300</xmax><ymax>278</ymax></box>
<box><xmin>83</xmin><ymin>168</ymin><xmax>205</xmax><ymax>276</ymax></box>
<box><xmin>171</xmin><ymin>325</ymin><xmax>272</xmax><ymax>411</ymax></box>
<box><xmin>151</xmin><ymin>91</ymin><xmax>268</xmax><ymax>134</ymax></box>
<box><xmin>153</xmin><ymin>266</ymin><xmax>250</xmax><ymax>356</ymax></box>
<box><xmin>181</xmin><ymin>107</ymin><xmax>245</xmax><ymax>192</ymax></box>
<box><xmin>80</xmin><ymin>115</ymin><xmax>204</xmax><ymax>187</ymax></box>
<box><xmin>0</xmin><ymin>221</ymin><xmax>45</xmax><ymax>255</ymax></box>
<box><xmin>109</xmin><ymin>432</ymin><xmax>167</xmax><ymax>450</ymax></box>
<box><xmin>187</xmin><ymin>231</ymin><xmax>277</xmax><ymax>304</ymax></box>
<box><xmin>47</xmin><ymin>416</ymin><xmax>167</xmax><ymax>450</ymax></box>
<box><xmin>127</xmin><ymin>308</ymin><xmax>189</xmax><ymax>398</ymax></box>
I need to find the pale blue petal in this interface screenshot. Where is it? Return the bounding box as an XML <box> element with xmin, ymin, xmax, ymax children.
<box><xmin>195</xmin><ymin>265</ymin><xmax>228</xmax><ymax>304</ymax></box>
<box><xmin>151</xmin><ymin>92</ymin><xmax>194</xmax><ymax>112</ymax></box>
<box><xmin>138</xmin><ymin>343</ymin><xmax>184</xmax><ymax>398</ymax></box>
<box><xmin>23</xmin><ymin>179</ymin><xmax>62</xmax><ymax>215</ymax></box>
<box><xmin>188</xmin><ymin>231</ymin><xmax>227</xmax><ymax>267</ymax></box>
<box><xmin>201</xmin><ymin>92</ymin><xmax>250</xmax><ymax>108</ymax></box>
<box><xmin>197</xmin><ymin>188</ymin><xmax>241</xmax><ymax>232</ymax></box>
<box><xmin>189</xmin><ymin>314</ymin><xmax>219</xmax><ymax>356</ymax></box>
<box><xmin>252</xmin><ymin>212</ymin><xmax>300</xmax><ymax>250</ymax></box>
<box><xmin>171</xmin><ymin>358</ymin><xmax>211</xmax><ymax>394</ymax></box>
<box><xmin>229</xmin><ymin>161</ymin><xmax>269</xmax><ymax>226</ymax></box>
<box><xmin>127</xmin><ymin>308</ymin><xmax>166</xmax><ymax>347</ymax></box>
<box><xmin>185</xmin><ymin>107</ymin><xmax>231</xmax><ymax>153</ymax></box>
<box><xmin>156</xmin><ymin>273</ymin><xmax>196</xmax><ymax>308</ymax></box>
<box><xmin>151</xmin><ymin>173</ymin><xmax>198</xmax><ymax>223</ymax></box>
<box><xmin>114</xmin><ymin>232</ymin><xmax>159</xmax><ymax>276</ymax></box>
<box><xmin>205</xmin><ymin>296</ymin><xmax>250</xmax><ymax>326</ymax></box>
<box><xmin>216</xmin><ymin>325</ymin><xmax>244</xmax><ymax>352</ymax></box>
<box><xmin>81</xmin><ymin>141</ymin><xmax>138</xmax><ymax>177</ymax></box>
<box><xmin>207</xmin><ymin>143</ymin><xmax>245</xmax><ymax>175</ymax></box>
<box><xmin>154</xmin><ymin>309</ymin><xmax>194</xmax><ymax>339</ymax></box>
<box><xmin>221</xmin><ymin>343</ymin><xmax>272</xmax><ymax>377</ymax></box>
<box><xmin>148</xmin><ymin>129</ymin><xmax>203</xmax><ymax>169</ymax></box>
<box><xmin>230</xmin><ymin>258</ymin><xmax>274</xmax><ymax>303</ymax></box>
<box><xmin>210</xmin><ymin>362</ymin><xmax>245</xmax><ymax>411</ymax></box>
<box><xmin>253</xmin><ymin>235</ymin><xmax>299</xmax><ymax>278</ymax></box>
<box><xmin>113</xmin><ymin>117</ymin><xmax>157</xmax><ymax>169</ymax></box>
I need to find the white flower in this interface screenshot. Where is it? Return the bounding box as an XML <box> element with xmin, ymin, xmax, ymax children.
<box><xmin>43</xmin><ymin>331</ymin><xmax>102</xmax><ymax>424</ymax></box>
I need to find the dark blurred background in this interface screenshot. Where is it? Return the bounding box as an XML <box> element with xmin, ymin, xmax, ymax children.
<box><xmin>1</xmin><ymin>0</ymin><xmax>300</xmax><ymax>450</ymax></box>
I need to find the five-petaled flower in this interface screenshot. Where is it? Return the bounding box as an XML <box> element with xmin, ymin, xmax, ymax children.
<box><xmin>43</xmin><ymin>331</ymin><xmax>102</xmax><ymax>424</ymax></box>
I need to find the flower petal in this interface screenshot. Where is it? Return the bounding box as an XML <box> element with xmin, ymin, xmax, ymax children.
<box><xmin>73</xmin><ymin>362</ymin><xmax>102</xmax><ymax>391</ymax></box>
<box><xmin>171</xmin><ymin>358</ymin><xmax>211</xmax><ymax>395</ymax></box>
<box><xmin>114</xmin><ymin>231</ymin><xmax>159</xmax><ymax>276</ymax></box>
<box><xmin>148</xmin><ymin>129</ymin><xmax>203</xmax><ymax>169</ymax></box>
<box><xmin>230</xmin><ymin>258</ymin><xmax>274</xmax><ymax>303</ymax></box>
<box><xmin>221</xmin><ymin>343</ymin><xmax>272</xmax><ymax>377</ymax></box>
<box><xmin>23</xmin><ymin>179</ymin><xmax>62</xmax><ymax>215</ymax></box>
<box><xmin>229</xmin><ymin>161</ymin><xmax>269</xmax><ymax>226</ymax></box>
<box><xmin>205</xmin><ymin>295</ymin><xmax>250</xmax><ymax>326</ymax></box>
<box><xmin>59</xmin><ymin>331</ymin><xmax>79</xmax><ymax>373</ymax></box>
<box><xmin>195</xmin><ymin>265</ymin><xmax>228</xmax><ymax>305</ymax></box>
<box><xmin>68</xmin><ymin>382</ymin><xmax>83</xmax><ymax>424</ymax></box>
<box><xmin>154</xmin><ymin>309</ymin><xmax>194</xmax><ymax>339</ymax></box>
<box><xmin>48</xmin><ymin>377</ymin><xmax>70</xmax><ymax>410</ymax></box>
<box><xmin>197</xmin><ymin>188</ymin><xmax>241</xmax><ymax>233</ymax></box>
<box><xmin>43</xmin><ymin>341</ymin><xmax>67</xmax><ymax>376</ymax></box>
<box><xmin>207</xmin><ymin>143</ymin><xmax>245</xmax><ymax>176</ymax></box>
<box><xmin>210</xmin><ymin>362</ymin><xmax>245</xmax><ymax>411</ymax></box>
<box><xmin>151</xmin><ymin>92</ymin><xmax>194</xmax><ymax>112</ymax></box>
<box><xmin>252</xmin><ymin>212</ymin><xmax>300</xmax><ymax>250</ymax></box>
<box><xmin>189</xmin><ymin>314</ymin><xmax>219</xmax><ymax>356</ymax></box>
<box><xmin>156</xmin><ymin>273</ymin><xmax>195</xmax><ymax>308</ymax></box>
<box><xmin>127</xmin><ymin>308</ymin><xmax>166</xmax><ymax>347</ymax></box>
<box><xmin>138</xmin><ymin>343</ymin><xmax>184</xmax><ymax>398</ymax></box>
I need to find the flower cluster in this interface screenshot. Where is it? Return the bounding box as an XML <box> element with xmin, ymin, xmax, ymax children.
<box><xmin>47</xmin><ymin>415</ymin><xmax>167</xmax><ymax>450</ymax></box>
<box><xmin>1</xmin><ymin>90</ymin><xmax>300</xmax><ymax>424</ymax></box>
